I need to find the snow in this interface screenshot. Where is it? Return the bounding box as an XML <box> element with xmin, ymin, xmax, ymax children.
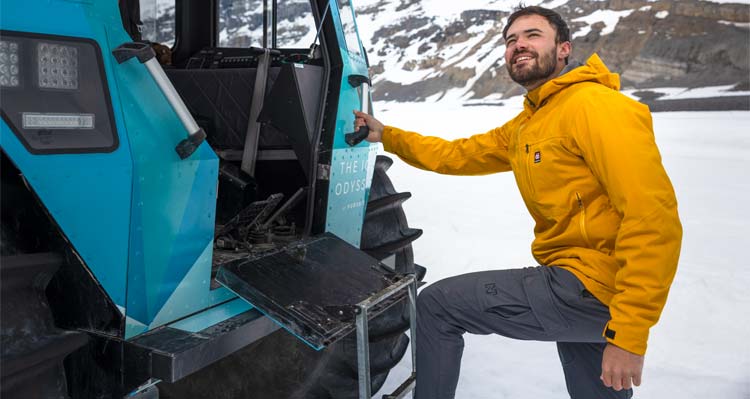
<box><xmin>571</xmin><ymin>9</ymin><xmax>635</xmax><ymax>39</ymax></box>
<box><xmin>719</xmin><ymin>20</ymin><xmax>750</xmax><ymax>29</ymax></box>
<box><xmin>371</xmin><ymin>100</ymin><xmax>750</xmax><ymax>398</ymax></box>
<box><xmin>622</xmin><ymin>85</ymin><xmax>750</xmax><ymax>101</ymax></box>
<box><xmin>541</xmin><ymin>0</ymin><xmax>571</xmax><ymax>9</ymax></box>
<box><xmin>655</xmin><ymin>10</ymin><xmax>669</xmax><ymax>19</ymax></box>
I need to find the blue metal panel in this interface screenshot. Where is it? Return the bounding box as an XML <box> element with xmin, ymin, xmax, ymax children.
<box><xmin>1</xmin><ymin>0</ymin><xmax>238</xmax><ymax>339</ymax></box>
<box><xmin>105</xmin><ymin>28</ymin><xmax>235</xmax><ymax>338</ymax></box>
<box><xmin>0</xmin><ymin>0</ymin><xmax>133</xmax><ymax>310</ymax></box>
<box><xmin>325</xmin><ymin>0</ymin><xmax>377</xmax><ymax>246</ymax></box>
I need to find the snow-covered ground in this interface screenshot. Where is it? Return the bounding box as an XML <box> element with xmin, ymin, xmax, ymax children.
<box><xmin>372</xmin><ymin>100</ymin><xmax>750</xmax><ymax>398</ymax></box>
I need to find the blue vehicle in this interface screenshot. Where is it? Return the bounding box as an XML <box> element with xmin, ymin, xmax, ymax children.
<box><xmin>0</xmin><ymin>0</ymin><xmax>424</xmax><ymax>397</ymax></box>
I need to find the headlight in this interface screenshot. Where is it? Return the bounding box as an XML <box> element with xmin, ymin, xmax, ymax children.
<box><xmin>38</xmin><ymin>42</ymin><xmax>79</xmax><ymax>90</ymax></box>
<box><xmin>0</xmin><ymin>31</ymin><xmax>118</xmax><ymax>154</ymax></box>
<box><xmin>0</xmin><ymin>40</ymin><xmax>21</xmax><ymax>87</ymax></box>
<box><xmin>22</xmin><ymin>113</ymin><xmax>95</xmax><ymax>129</ymax></box>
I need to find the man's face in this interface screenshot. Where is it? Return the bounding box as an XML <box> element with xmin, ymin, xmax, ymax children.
<box><xmin>504</xmin><ymin>14</ymin><xmax>570</xmax><ymax>90</ymax></box>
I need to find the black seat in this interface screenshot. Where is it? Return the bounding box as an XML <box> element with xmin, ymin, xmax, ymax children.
<box><xmin>166</xmin><ymin>67</ymin><xmax>290</xmax><ymax>153</ymax></box>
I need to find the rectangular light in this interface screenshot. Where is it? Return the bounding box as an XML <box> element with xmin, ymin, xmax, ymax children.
<box><xmin>22</xmin><ymin>112</ymin><xmax>95</xmax><ymax>129</ymax></box>
<box><xmin>37</xmin><ymin>42</ymin><xmax>79</xmax><ymax>90</ymax></box>
<box><xmin>0</xmin><ymin>40</ymin><xmax>21</xmax><ymax>87</ymax></box>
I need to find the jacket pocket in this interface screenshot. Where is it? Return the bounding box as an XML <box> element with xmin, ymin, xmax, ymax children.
<box><xmin>522</xmin><ymin>268</ymin><xmax>570</xmax><ymax>335</ymax></box>
<box><xmin>524</xmin><ymin>137</ymin><xmax>568</xmax><ymax>217</ymax></box>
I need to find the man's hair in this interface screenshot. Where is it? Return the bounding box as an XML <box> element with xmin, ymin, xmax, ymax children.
<box><xmin>502</xmin><ymin>5</ymin><xmax>571</xmax><ymax>44</ymax></box>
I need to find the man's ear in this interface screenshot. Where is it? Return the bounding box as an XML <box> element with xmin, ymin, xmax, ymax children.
<box><xmin>558</xmin><ymin>41</ymin><xmax>571</xmax><ymax>62</ymax></box>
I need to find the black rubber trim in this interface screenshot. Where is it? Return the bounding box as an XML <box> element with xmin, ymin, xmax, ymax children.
<box><xmin>112</xmin><ymin>42</ymin><xmax>156</xmax><ymax>64</ymax></box>
<box><xmin>175</xmin><ymin>127</ymin><xmax>207</xmax><ymax>159</ymax></box>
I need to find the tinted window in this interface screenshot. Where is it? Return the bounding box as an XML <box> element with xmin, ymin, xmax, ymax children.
<box><xmin>140</xmin><ymin>0</ymin><xmax>176</xmax><ymax>46</ymax></box>
<box><xmin>219</xmin><ymin>0</ymin><xmax>264</xmax><ymax>47</ymax></box>
<box><xmin>219</xmin><ymin>0</ymin><xmax>317</xmax><ymax>49</ymax></box>
<box><xmin>336</xmin><ymin>0</ymin><xmax>361</xmax><ymax>56</ymax></box>
<box><xmin>277</xmin><ymin>0</ymin><xmax>317</xmax><ymax>48</ymax></box>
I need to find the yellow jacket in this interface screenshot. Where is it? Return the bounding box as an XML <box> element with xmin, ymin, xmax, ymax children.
<box><xmin>382</xmin><ymin>54</ymin><xmax>682</xmax><ymax>355</ymax></box>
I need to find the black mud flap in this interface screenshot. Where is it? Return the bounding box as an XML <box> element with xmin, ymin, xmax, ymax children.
<box><xmin>216</xmin><ymin>233</ymin><xmax>409</xmax><ymax>350</ymax></box>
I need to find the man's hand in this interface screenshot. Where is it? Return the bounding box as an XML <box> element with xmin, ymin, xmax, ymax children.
<box><xmin>353</xmin><ymin>110</ymin><xmax>385</xmax><ymax>143</ymax></box>
<box><xmin>601</xmin><ymin>343</ymin><xmax>644</xmax><ymax>391</ymax></box>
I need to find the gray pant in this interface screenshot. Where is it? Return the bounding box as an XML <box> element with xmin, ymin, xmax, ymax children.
<box><xmin>415</xmin><ymin>266</ymin><xmax>633</xmax><ymax>399</ymax></box>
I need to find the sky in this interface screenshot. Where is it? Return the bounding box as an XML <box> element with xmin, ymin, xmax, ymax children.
<box><xmin>370</xmin><ymin>100</ymin><xmax>750</xmax><ymax>398</ymax></box>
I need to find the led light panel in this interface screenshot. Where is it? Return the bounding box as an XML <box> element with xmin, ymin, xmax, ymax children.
<box><xmin>0</xmin><ymin>40</ymin><xmax>21</xmax><ymax>87</ymax></box>
<box><xmin>38</xmin><ymin>42</ymin><xmax>78</xmax><ymax>90</ymax></box>
<box><xmin>22</xmin><ymin>112</ymin><xmax>95</xmax><ymax>129</ymax></box>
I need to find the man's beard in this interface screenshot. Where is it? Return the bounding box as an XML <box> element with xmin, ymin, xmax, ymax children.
<box><xmin>506</xmin><ymin>47</ymin><xmax>558</xmax><ymax>87</ymax></box>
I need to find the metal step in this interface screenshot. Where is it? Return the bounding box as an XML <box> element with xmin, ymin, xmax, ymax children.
<box><xmin>126</xmin><ymin>303</ymin><xmax>278</xmax><ymax>383</ymax></box>
<box><xmin>216</xmin><ymin>233</ymin><xmax>411</xmax><ymax>350</ymax></box>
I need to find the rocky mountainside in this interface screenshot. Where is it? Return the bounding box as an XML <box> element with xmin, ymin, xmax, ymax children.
<box><xmin>143</xmin><ymin>0</ymin><xmax>750</xmax><ymax>103</ymax></box>
<box><xmin>355</xmin><ymin>0</ymin><xmax>750</xmax><ymax>102</ymax></box>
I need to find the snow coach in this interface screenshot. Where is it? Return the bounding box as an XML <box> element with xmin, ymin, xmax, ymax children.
<box><xmin>0</xmin><ymin>0</ymin><xmax>424</xmax><ymax>397</ymax></box>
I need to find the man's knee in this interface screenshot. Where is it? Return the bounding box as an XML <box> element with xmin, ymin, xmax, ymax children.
<box><xmin>417</xmin><ymin>283</ymin><xmax>443</xmax><ymax>317</ymax></box>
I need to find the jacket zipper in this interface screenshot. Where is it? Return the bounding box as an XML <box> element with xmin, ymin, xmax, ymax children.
<box><xmin>515</xmin><ymin>123</ymin><xmax>534</xmax><ymax>196</ymax></box>
<box><xmin>576</xmin><ymin>192</ymin><xmax>593</xmax><ymax>248</ymax></box>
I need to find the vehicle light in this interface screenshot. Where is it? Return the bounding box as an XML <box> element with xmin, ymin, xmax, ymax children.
<box><xmin>22</xmin><ymin>112</ymin><xmax>94</xmax><ymax>129</ymax></box>
<box><xmin>0</xmin><ymin>40</ymin><xmax>20</xmax><ymax>87</ymax></box>
<box><xmin>37</xmin><ymin>42</ymin><xmax>78</xmax><ymax>90</ymax></box>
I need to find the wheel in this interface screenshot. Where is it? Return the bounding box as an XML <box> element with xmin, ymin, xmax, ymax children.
<box><xmin>158</xmin><ymin>155</ymin><xmax>425</xmax><ymax>398</ymax></box>
<box><xmin>0</xmin><ymin>153</ymin><xmax>88</xmax><ymax>399</ymax></box>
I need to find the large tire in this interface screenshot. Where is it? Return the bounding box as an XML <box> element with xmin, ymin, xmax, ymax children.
<box><xmin>0</xmin><ymin>154</ymin><xmax>88</xmax><ymax>399</ymax></box>
<box><xmin>159</xmin><ymin>155</ymin><xmax>424</xmax><ymax>398</ymax></box>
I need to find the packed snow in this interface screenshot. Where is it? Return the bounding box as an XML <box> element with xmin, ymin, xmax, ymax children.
<box><xmin>371</xmin><ymin>100</ymin><xmax>750</xmax><ymax>398</ymax></box>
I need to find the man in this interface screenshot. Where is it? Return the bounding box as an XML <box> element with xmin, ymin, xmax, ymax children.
<box><xmin>354</xmin><ymin>5</ymin><xmax>682</xmax><ymax>399</ymax></box>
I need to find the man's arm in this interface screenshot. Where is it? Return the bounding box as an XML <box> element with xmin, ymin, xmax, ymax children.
<box><xmin>354</xmin><ymin>111</ymin><xmax>512</xmax><ymax>175</ymax></box>
<box><xmin>571</xmin><ymin>92</ymin><xmax>682</xmax><ymax>390</ymax></box>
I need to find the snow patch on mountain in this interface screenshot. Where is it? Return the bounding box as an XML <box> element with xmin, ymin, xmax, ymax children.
<box><xmin>571</xmin><ymin>9</ymin><xmax>634</xmax><ymax>38</ymax></box>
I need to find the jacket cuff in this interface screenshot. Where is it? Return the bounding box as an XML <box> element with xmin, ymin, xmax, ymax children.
<box><xmin>603</xmin><ymin>321</ymin><xmax>649</xmax><ymax>356</ymax></box>
<box><xmin>382</xmin><ymin>125</ymin><xmax>397</xmax><ymax>153</ymax></box>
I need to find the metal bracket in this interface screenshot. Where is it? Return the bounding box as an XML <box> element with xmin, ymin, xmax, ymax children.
<box><xmin>317</xmin><ymin>163</ymin><xmax>331</xmax><ymax>180</ymax></box>
<box><xmin>112</xmin><ymin>42</ymin><xmax>206</xmax><ymax>159</ymax></box>
<box><xmin>345</xmin><ymin>74</ymin><xmax>372</xmax><ymax>147</ymax></box>
<box><xmin>356</xmin><ymin>274</ymin><xmax>418</xmax><ymax>399</ymax></box>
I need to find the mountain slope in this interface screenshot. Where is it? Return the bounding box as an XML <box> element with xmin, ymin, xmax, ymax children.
<box><xmin>141</xmin><ymin>0</ymin><xmax>750</xmax><ymax>103</ymax></box>
<box><xmin>354</xmin><ymin>0</ymin><xmax>750</xmax><ymax>102</ymax></box>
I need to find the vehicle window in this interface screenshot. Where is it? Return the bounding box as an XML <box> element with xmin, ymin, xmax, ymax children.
<box><xmin>276</xmin><ymin>0</ymin><xmax>317</xmax><ymax>48</ymax></box>
<box><xmin>219</xmin><ymin>0</ymin><xmax>317</xmax><ymax>49</ymax></box>
<box><xmin>335</xmin><ymin>0</ymin><xmax>361</xmax><ymax>56</ymax></box>
<box><xmin>140</xmin><ymin>0</ymin><xmax>176</xmax><ymax>47</ymax></box>
<box><xmin>219</xmin><ymin>0</ymin><xmax>264</xmax><ymax>48</ymax></box>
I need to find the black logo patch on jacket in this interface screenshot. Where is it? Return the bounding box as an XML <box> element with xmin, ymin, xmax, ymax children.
<box><xmin>534</xmin><ymin>151</ymin><xmax>541</xmax><ymax>163</ymax></box>
<box><xmin>485</xmin><ymin>283</ymin><xmax>498</xmax><ymax>296</ymax></box>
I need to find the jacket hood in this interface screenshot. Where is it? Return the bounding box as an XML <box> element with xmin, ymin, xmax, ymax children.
<box><xmin>524</xmin><ymin>53</ymin><xmax>620</xmax><ymax>111</ymax></box>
